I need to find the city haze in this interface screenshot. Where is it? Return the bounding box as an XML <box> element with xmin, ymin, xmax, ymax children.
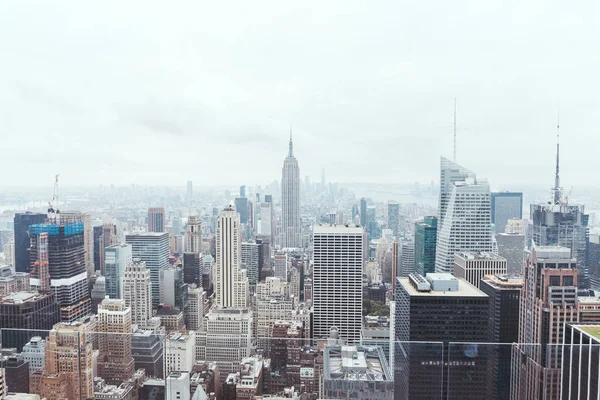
<box><xmin>1</xmin><ymin>1</ymin><xmax>599</xmax><ymax>187</ymax></box>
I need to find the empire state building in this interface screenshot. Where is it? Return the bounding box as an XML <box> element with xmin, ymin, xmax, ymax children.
<box><xmin>281</xmin><ymin>131</ymin><xmax>301</xmax><ymax>248</ymax></box>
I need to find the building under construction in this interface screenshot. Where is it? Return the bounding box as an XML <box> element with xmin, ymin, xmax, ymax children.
<box><xmin>29</xmin><ymin>213</ymin><xmax>92</xmax><ymax>322</ymax></box>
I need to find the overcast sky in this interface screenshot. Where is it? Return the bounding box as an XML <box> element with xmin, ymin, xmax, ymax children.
<box><xmin>1</xmin><ymin>1</ymin><xmax>599</xmax><ymax>189</ymax></box>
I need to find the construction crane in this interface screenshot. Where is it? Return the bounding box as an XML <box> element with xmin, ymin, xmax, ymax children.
<box><xmin>47</xmin><ymin>174</ymin><xmax>60</xmax><ymax>214</ymax></box>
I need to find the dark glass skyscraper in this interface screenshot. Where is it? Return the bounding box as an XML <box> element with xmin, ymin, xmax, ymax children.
<box><xmin>395</xmin><ymin>273</ymin><xmax>489</xmax><ymax>400</ymax></box>
<box><xmin>13</xmin><ymin>212</ymin><xmax>46</xmax><ymax>273</ymax></box>
<box><xmin>414</xmin><ymin>216</ymin><xmax>437</xmax><ymax>275</ymax></box>
<box><xmin>491</xmin><ymin>192</ymin><xmax>523</xmax><ymax>233</ymax></box>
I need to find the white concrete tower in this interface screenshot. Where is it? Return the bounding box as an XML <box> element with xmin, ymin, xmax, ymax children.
<box><xmin>313</xmin><ymin>224</ymin><xmax>365</xmax><ymax>344</ymax></box>
<box><xmin>435</xmin><ymin>178</ymin><xmax>494</xmax><ymax>274</ymax></box>
<box><xmin>281</xmin><ymin>129</ymin><xmax>301</xmax><ymax>248</ymax></box>
<box><xmin>215</xmin><ymin>205</ymin><xmax>248</xmax><ymax>308</ymax></box>
<box><xmin>121</xmin><ymin>259</ymin><xmax>154</xmax><ymax>328</ymax></box>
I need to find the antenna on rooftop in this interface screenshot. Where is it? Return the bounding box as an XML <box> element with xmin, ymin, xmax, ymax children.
<box><xmin>453</xmin><ymin>98</ymin><xmax>457</xmax><ymax>162</ymax></box>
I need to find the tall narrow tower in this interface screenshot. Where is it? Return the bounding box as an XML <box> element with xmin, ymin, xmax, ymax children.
<box><xmin>553</xmin><ymin>115</ymin><xmax>561</xmax><ymax>205</ymax></box>
<box><xmin>215</xmin><ymin>205</ymin><xmax>248</xmax><ymax>308</ymax></box>
<box><xmin>281</xmin><ymin>129</ymin><xmax>301</xmax><ymax>248</ymax></box>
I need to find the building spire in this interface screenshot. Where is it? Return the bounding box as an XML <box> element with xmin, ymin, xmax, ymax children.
<box><xmin>288</xmin><ymin>125</ymin><xmax>293</xmax><ymax>157</ymax></box>
<box><xmin>453</xmin><ymin>97</ymin><xmax>457</xmax><ymax>162</ymax></box>
<box><xmin>553</xmin><ymin>110</ymin><xmax>561</xmax><ymax>205</ymax></box>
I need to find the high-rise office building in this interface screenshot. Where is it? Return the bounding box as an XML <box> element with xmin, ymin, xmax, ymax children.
<box><xmin>13</xmin><ymin>212</ymin><xmax>46</xmax><ymax>273</ymax></box>
<box><xmin>273</xmin><ymin>252</ymin><xmax>288</xmax><ymax>280</ymax></box>
<box><xmin>0</xmin><ymin>291</ymin><xmax>60</xmax><ymax>350</ymax></box>
<box><xmin>414</xmin><ymin>216</ymin><xmax>437</xmax><ymax>276</ymax></box>
<box><xmin>0</xmin><ymin>353</ymin><xmax>30</xmax><ymax>395</ymax></box>
<box><xmin>435</xmin><ymin>168</ymin><xmax>494</xmax><ymax>273</ymax></box>
<box><xmin>215</xmin><ymin>205</ymin><xmax>248</xmax><ymax>308</ymax></box>
<box><xmin>387</xmin><ymin>201</ymin><xmax>400</xmax><ymax>236</ymax></box>
<box><xmin>241</xmin><ymin>242</ymin><xmax>259</xmax><ymax>285</ymax></box>
<box><xmin>187</xmin><ymin>180</ymin><xmax>193</xmax><ymax>200</ymax></box>
<box><xmin>395</xmin><ymin>273</ymin><xmax>489</xmax><ymax>400</ymax></box>
<box><xmin>495</xmin><ymin>232</ymin><xmax>526</xmax><ymax>276</ymax></box>
<box><xmin>125</xmin><ymin>232</ymin><xmax>169</xmax><ymax>307</ymax></box>
<box><xmin>33</xmin><ymin>322</ymin><xmax>94</xmax><ymax>400</ymax></box>
<box><xmin>161</xmin><ymin>265</ymin><xmax>188</xmax><ymax>310</ymax></box>
<box><xmin>399</xmin><ymin>240</ymin><xmax>415</xmax><ymax>277</ymax></box>
<box><xmin>366</xmin><ymin>206</ymin><xmax>378</xmax><ymax>239</ymax></box>
<box><xmin>491</xmin><ymin>192</ymin><xmax>523</xmax><ymax>233</ymax></box>
<box><xmin>93</xmin><ymin>223</ymin><xmax>118</xmax><ymax>273</ymax></box>
<box><xmin>104</xmin><ymin>244</ymin><xmax>132</xmax><ymax>299</ymax></box>
<box><xmin>257</xmin><ymin>202</ymin><xmax>274</xmax><ymax>241</ymax></box>
<box><xmin>165</xmin><ymin>331</ymin><xmax>196</xmax><ymax>376</ymax></box>
<box><xmin>438</xmin><ymin>157</ymin><xmax>476</xmax><ymax>228</ymax></box>
<box><xmin>97</xmin><ymin>298</ymin><xmax>135</xmax><ymax>385</ymax></box>
<box><xmin>281</xmin><ymin>132</ymin><xmax>301</xmax><ymax>248</ymax></box>
<box><xmin>234</xmin><ymin>197</ymin><xmax>249</xmax><ymax>224</ymax></box>
<box><xmin>360</xmin><ymin>198</ymin><xmax>367</xmax><ymax>228</ymax></box>
<box><xmin>131</xmin><ymin>330</ymin><xmax>164</xmax><ymax>378</ymax></box>
<box><xmin>480</xmin><ymin>274</ymin><xmax>522</xmax><ymax>400</ymax></box>
<box><xmin>185</xmin><ymin>284</ymin><xmax>205</xmax><ymax>330</ymax></box>
<box><xmin>122</xmin><ymin>259</ymin><xmax>158</xmax><ymax>330</ymax></box>
<box><xmin>183</xmin><ymin>252</ymin><xmax>202</xmax><ymax>287</ymax></box>
<box><xmin>29</xmin><ymin>215</ymin><xmax>91</xmax><ymax>322</ymax></box>
<box><xmin>512</xmin><ymin>246</ymin><xmax>578</xmax><ymax>399</ymax></box>
<box><xmin>185</xmin><ymin>215</ymin><xmax>202</xmax><ymax>253</ymax></box>
<box><xmin>147</xmin><ymin>207</ymin><xmax>165</xmax><ymax>233</ymax></box>
<box><xmin>313</xmin><ymin>224</ymin><xmax>365</xmax><ymax>344</ymax></box>
<box><xmin>453</xmin><ymin>251</ymin><xmax>507</xmax><ymax>288</ymax></box>
<box><xmin>195</xmin><ymin>308</ymin><xmax>253</xmax><ymax>382</ymax></box>
<box><xmin>392</xmin><ymin>238</ymin><xmax>399</xmax><ymax>292</ymax></box>
<box><xmin>530</xmin><ymin>134</ymin><xmax>589</xmax><ymax>281</ymax></box>
<box><xmin>22</xmin><ymin>336</ymin><xmax>45</xmax><ymax>374</ymax></box>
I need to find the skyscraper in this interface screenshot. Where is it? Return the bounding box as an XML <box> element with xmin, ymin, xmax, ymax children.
<box><xmin>360</xmin><ymin>198</ymin><xmax>367</xmax><ymax>228</ymax></box>
<box><xmin>185</xmin><ymin>215</ymin><xmax>202</xmax><ymax>253</ymax></box>
<box><xmin>414</xmin><ymin>216</ymin><xmax>437</xmax><ymax>276</ymax></box>
<box><xmin>387</xmin><ymin>201</ymin><xmax>400</xmax><ymax>236</ymax></box>
<box><xmin>281</xmin><ymin>131</ymin><xmax>301</xmax><ymax>248</ymax></box>
<box><xmin>491</xmin><ymin>192</ymin><xmax>523</xmax><ymax>233</ymax></box>
<box><xmin>234</xmin><ymin>197</ymin><xmax>249</xmax><ymax>224</ymax></box>
<box><xmin>93</xmin><ymin>223</ymin><xmax>118</xmax><ymax>273</ymax></box>
<box><xmin>147</xmin><ymin>207</ymin><xmax>165</xmax><ymax>233</ymax></box>
<box><xmin>97</xmin><ymin>298</ymin><xmax>135</xmax><ymax>385</ymax></box>
<box><xmin>215</xmin><ymin>205</ymin><xmax>248</xmax><ymax>308</ymax></box>
<box><xmin>399</xmin><ymin>240</ymin><xmax>415</xmax><ymax>277</ymax></box>
<box><xmin>29</xmin><ymin>214</ymin><xmax>92</xmax><ymax>322</ymax></box>
<box><xmin>394</xmin><ymin>273</ymin><xmax>489</xmax><ymax>399</ymax></box>
<box><xmin>512</xmin><ymin>246</ymin><xmax>578</xmax><ymax>399</ymax></box>
<box><xmin>121</xmin><ymin>259</ymin><xmax>157</xmax><ymax>329</ymax></box>
<box><xmin>104</xmin><ymin>244</ymin><xmax>132</xmax><ymax>299</ymax></box>
<box><xmin>241</xmin><ymin>242</ymin><xmax>259</xmax><ymax>285</ymax></box>
<box><xmin>496</xmin><ymin>232</ymin><xmax>526</xmax><ymax>276</ymax></box>
<box><xmin>313</xmin><ymin>224</ymin><xmax>365</xmax><ymax>344</ymax></box>
<box><xmin>480</xmin><ymin>274</ymin><xmax>522</xmax><ymax>400</ymax></box>
<box><xmin>530</xmin><ymin>128</ymin><xmax>589</xmax><ymax>279</ymax></box>
<box><xmin>435</xmin><ymin>164</ymin><xmax>494</xmax><ymax>273</ymax></box>
<box><xmin>183</xmin><ymin>252</ymin><xmax>202</xmax><ymax>287</ymax></box>
<box><xmin>438</xmin><ymin>157</ymin><xmax>475</xmax><ymax>229</ymax></box>
<box><xmin>125</xmin><ymin>232</ymin><xmax>169</xmax><ymax>307</ymax></box>
<box><xmin>36</xmin><ymin>322</ymin><xmax>94</xmax><ymax>400</ymax></box>
<box><xmin>13</xmin><ymin>212</ymin><xmax>46</xmax><ymax>273</ymax></box>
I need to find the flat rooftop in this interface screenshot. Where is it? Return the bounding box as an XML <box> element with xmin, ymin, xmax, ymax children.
<box><xmin>398</xmin><ymin>277</ymin><xmax>488</xmax><ymax>298</ymax></box>
<box><xmin>574</xmin><ymin>325</ymin><xmax>600</xmax><ymax>342</ymax></box>
<box><xmin>324</xmin><ymin>345</ymin><xmax>392</xmax><ymax>382</ymax></box>
<box><xmin>1</xmin><ymin>291</ymin><xmax>49</xmax><ymax>304</ymax></box>
<box><xmin>455</xmin><ymin>252</ymin><xmax>507</xmax><ymax>261</ymax></box>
